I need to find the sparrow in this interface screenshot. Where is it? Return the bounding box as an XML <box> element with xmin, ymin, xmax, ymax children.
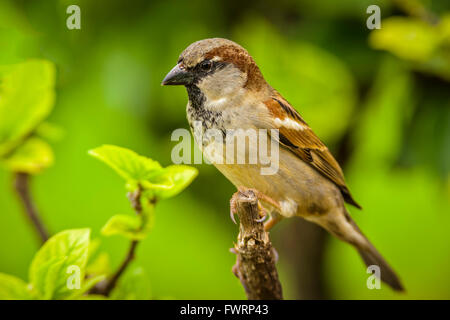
<box><xmin>162</xmin><ymin>38</ymin><xmax>404</xmax><ymax>291</ymax></box>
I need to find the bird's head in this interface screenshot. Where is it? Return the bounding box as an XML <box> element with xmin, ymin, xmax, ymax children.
<box><xmin>162</xmin><ymin>38</ymin><xmax>268</xmax><ymax>104</ymax></box>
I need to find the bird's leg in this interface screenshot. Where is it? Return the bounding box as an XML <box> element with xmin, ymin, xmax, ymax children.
<box><xmin>231</xmin><ymin>189</ymin><xmax>269</xmax><ymax>223</ymax></box>
<box><xmin>237</xmin><ymin>186</ymin><xmax>281</xmax><ymax>212</ymax></box>
<box><xmin>264</xmin><ymin>213</ymin><xmax>283</xmax><ymax>231</ymax></box>
<box><xmin>233</xmin><ymin>187</ymin><xmax>282</xmax><ymax>229</ymax></box>
<box><xmin>255</xmin><ymin>203</ymin><xmax>268</xmax><ymax>223</ymax></box>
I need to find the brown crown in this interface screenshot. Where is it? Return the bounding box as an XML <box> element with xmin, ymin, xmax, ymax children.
<box><xmin>180</xmin><ymin>38</ymin><xmax>266</xmax><ymax>90</ymax></box>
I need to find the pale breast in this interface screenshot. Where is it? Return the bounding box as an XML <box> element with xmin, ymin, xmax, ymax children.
<box><xmin>185</xmin><ymin>93</ymin><xmax>342</xmax><ymax>218</ymax></box>
<box><xmin>202</xmin><ymin>130</ymin><xmax>343</xmax><ymax>218</ymax></box>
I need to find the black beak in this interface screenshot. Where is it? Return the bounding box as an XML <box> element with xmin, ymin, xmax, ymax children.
<box><xmin>161</xmin><ymin>64</ymin><xmax>193</xmax><ymax>86</ymax></box>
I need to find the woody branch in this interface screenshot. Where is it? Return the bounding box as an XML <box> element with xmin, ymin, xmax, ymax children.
<box><xmin>231</xmin><ymin>189</ymin><xmax>283</xmax><ymax>300</ymax></box>
<box><xmin>13</xmin><ymin>172</ymin><xmax>50</xmax><ymax>244</ymax></box>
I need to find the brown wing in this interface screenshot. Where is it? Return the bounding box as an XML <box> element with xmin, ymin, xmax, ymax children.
<box><xmin>264</xmin><ymin>97</ymin><xmax>361</xmax><ymax>209</ymax></box>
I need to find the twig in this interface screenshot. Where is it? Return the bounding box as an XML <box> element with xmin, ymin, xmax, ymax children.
<box><xmin>231</xmin><ymin>189</ymin><xmax>283</xmax><ymax>300</ymax></box>
<box><xmin>98</xmin><ymin>240</ymin><xmax>139</xmax><ymax>296</ymax></box>
<box><xmin>13</xmin><ymin>172</ymin><xmax>49</xmax><ymax>244</ymax></box>
<box><xmin>90</xmin><ymin>189</ymin><xmax>142</xmax><ymax>296</ymax></box>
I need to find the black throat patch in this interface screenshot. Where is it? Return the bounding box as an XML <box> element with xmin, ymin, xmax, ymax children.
<box><xmin>185</xmin><ymin>84</ymin><xmax>223</xmax><ymax>134</ymax></box>
<box><xmin>186</xmin><ymin>84</ymin><xmax>205</xmax><ymax>110</ymax></box>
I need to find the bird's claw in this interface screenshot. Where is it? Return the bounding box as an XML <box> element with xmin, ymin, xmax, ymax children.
<box><xmin>231</xmin><ymin>187</ymin><xmax>282</xmax><ymax>227</ymax></box>
<box><xmin>263</xmin><ymin>213</ymin><xmax>283</xmax><ymax>231</ymax></box>
<box><xmin>230</xmin><ymin>193</ymin><xmax>238</xmax><ymax>224</ymax></box>
<box><xmin>255</xmin><ymin>203</ymin><xmax>268</xmax><ymax>223</ymax></box>
<box><xmin>237</xmin><ymin>186</ymin><xmax>281</xmax><ymax>212</ymax></box>
<box><xmin>230</xmin><ymin>209</ymin><xmax>237</xmax><ymax>224</ymax></box>
<box><xmin>255</xmin><ymin>214</ymin><xmax>267</xmax><ymax>223</ymax></box>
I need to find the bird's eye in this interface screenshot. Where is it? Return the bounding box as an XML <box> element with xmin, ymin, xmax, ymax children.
<box><xmin>200</xmin><ymin>59</ymin><xmax>212</xmax><ymax>71</ymax></box>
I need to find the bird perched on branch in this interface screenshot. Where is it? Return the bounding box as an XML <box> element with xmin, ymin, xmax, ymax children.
<box><xmin>162</xmin><ymin>38</ymin><xmax>404</xmax><ymax>291</ymax></box>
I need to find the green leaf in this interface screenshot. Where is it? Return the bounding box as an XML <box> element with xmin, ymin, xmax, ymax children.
<box><xmin>0</xmin><ymin>59</ymin><xmax>56</xmax><ymax>156</ymax></box>
<box><xmin>86</xmin><ymin>252</ymin><xmax>111</xmax><ymax>276</ymax></box>
<box><xmin>65</xmin><ymin>274</ymin><xmax>106</xmax><ymax>300</ymax></box>
<box><xmin>41</xmin><ymin>257</ymin><xmax>66</xmax><ymax>300</ymax></box>
<box><xmin>101</xmin><ymin>214</ymin><xmax>150</xmax><ymax>240</ymax></box>
<box><xmin>140</xmin><ymin>174</ymin><xmax>175</xmax><ymax>193</ymax></box>
<box><xmin>29</xmin><ymin>229</ymin><xmax>90</xmax><ymax>300</ymax></box>
<box><xmin>2</xmin><ymin>137</ymin><xmax>54</xmax><ymax>174</ymax></box>
<box><xmin>88</xmin><ymin>145</ymin><xmax>162</xmax><ymax>182</ymax></box>
<box><xmin>369</xmin><ymin>17</ymin><xmax>440</xmax><ymax>62</ymax></box>
<box><xmin>0</xmin><ymin>273</ymin><xmax>33</xmax><ymax>300</ymax></box>
<box><xmin>87</xmin><ymin>238</ymin><xmax>101</xmax><ymax>263</ymax></box>
<box><xmin>369</xmin><ymin>16</ymin><xmax>450</xmax><ymax>80</ymax></box>
<box><xmin>148</xmin><ymin>165</ymin><xmax>198</xmax><ymax>199</ymax></box>
<box><xmin>110</xmin><ymin>265</ymin><xmax>151</xmax><ymax>300</ymax></box>
<box><xmin>89</xmin><ymin>145</ymin><xmax>198</xmax><ymax>200</ymax></box>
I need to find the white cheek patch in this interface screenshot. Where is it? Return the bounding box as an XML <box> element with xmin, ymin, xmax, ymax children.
<box><xmin>208</xmin><ymin>97</ymin><xmax>228</xmax><ymax>108</ymax></box>
<box><xmin>274</xmin><ymin>117</ymin><xmax>306</xmax><ymax>130</ymax></box>
<box><xmin>197</xmin><ymin>64</ymin><xmax>246</xmax><ymax>110</ymax></box>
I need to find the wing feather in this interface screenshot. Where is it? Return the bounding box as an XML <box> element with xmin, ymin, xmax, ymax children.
<box><xmin>264</xmin><ymin>96</ymin><xmax>361</xmax><ymax>209</ymax></box>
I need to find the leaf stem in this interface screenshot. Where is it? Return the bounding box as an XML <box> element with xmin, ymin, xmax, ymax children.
<box><xmin>91</xmin><ymin>187</ymin><xmax>144</xmax><ymax>297</ymax></box>
<box><xmin>100</xmin><ymin>239</ymin><xmax>139</xmax><ymax>296</ymax></box>
<box><xmin>13</xmin><ymin>172</ymin><xmax>50</xmax><ymax>244</ymax></box>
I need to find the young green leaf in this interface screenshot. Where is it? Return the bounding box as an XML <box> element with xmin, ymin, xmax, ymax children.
<box><xmin>88</xmin><ymin>145</ymin><xmax>162</xmax><ymax>182</ymax></box>
<box><xmin>2</xmin><ymin>137</ymin><xmax>54</xmax><ymax>174</ymax></box>
<box><xmin>41</xmin><ymin>257</ymin><xmax>66</xmax><ymax>300</ymax></box>
<box><xmin>87</xmin><ymin>238</ymin><xmax>101</xmax><ymax>263</ymax></box>
<box><xmin>0</xmin><ymin>60</ymin><xmax>56</xmax><ymax>157</ymax></box>
<box><xmin>0</xmin><ymin>273</ymin><xmax>33</xmax><ymax>300</ymax></box>
<box><xmin>29</xmin><ymin>228</ymin><xmax>90</xmax><ymax>300</ymax></box>
<box><xmin>86</xmin><ymin>252</ymin><xmax>111</xmax><ymax>276</ymax></box>
<box><xmin>101</xmin><ymin>214</ymin><xmax>150</xmax><ymax>240</ymax></box>
<box><xmin>65</xmin><ymin>274</ymin><xmax>106</xmax><ymax>300</ymax></box>
<box><xmin>89</xmin><ymin>145</ymin><xmax>198</xmax><ymax>200</ymax></box>
<box><xmin>149</xmin><ymin>165</ymin><xmax>198</xmax><ymax>199</ymax></box>
<box><xmin>369</xmin><ymin>17</ymin><xmax>440</xmax><ymax>62</ymax></box>
<box><xmin>109</xmin><ymin>265</ymin><xmax>151</xmax><ymax>300</ymax></box>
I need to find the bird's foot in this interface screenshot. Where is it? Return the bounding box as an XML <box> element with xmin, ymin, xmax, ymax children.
<box><xmin>255</xmin><ymin>202</ymin><xmax>268</xmax><ymax>223</ymax></box>
<box><xmin>230</xmin><ymin>191</ymin><xmax>268</xmax><ymax>224</ymax></box>
<box><xmin>264</xmin><ymin>213</ymin><xmax>283</xmax><ymax>231</ymax></box>
<box><xmin>231</xmin><ymin>187</ymin><xmax>282</xmax><ymax>228</ymax></box>
<box><xmin>237</xmin><ymin>186</ymin><xmax>281</xmax><ymax>212</ymax></box>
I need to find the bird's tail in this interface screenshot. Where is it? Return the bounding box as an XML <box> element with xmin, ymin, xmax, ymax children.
<box><xmin>324</xmin><ymin>210</ymin><xmax>404</xmax><ymax>291</ymax></box>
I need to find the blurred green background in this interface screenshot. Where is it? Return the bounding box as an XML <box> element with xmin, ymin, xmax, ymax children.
<box><xmin>0</xmin><ymin>0</ymin><xmax>449</xmax><ymax>299</ymax></box>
